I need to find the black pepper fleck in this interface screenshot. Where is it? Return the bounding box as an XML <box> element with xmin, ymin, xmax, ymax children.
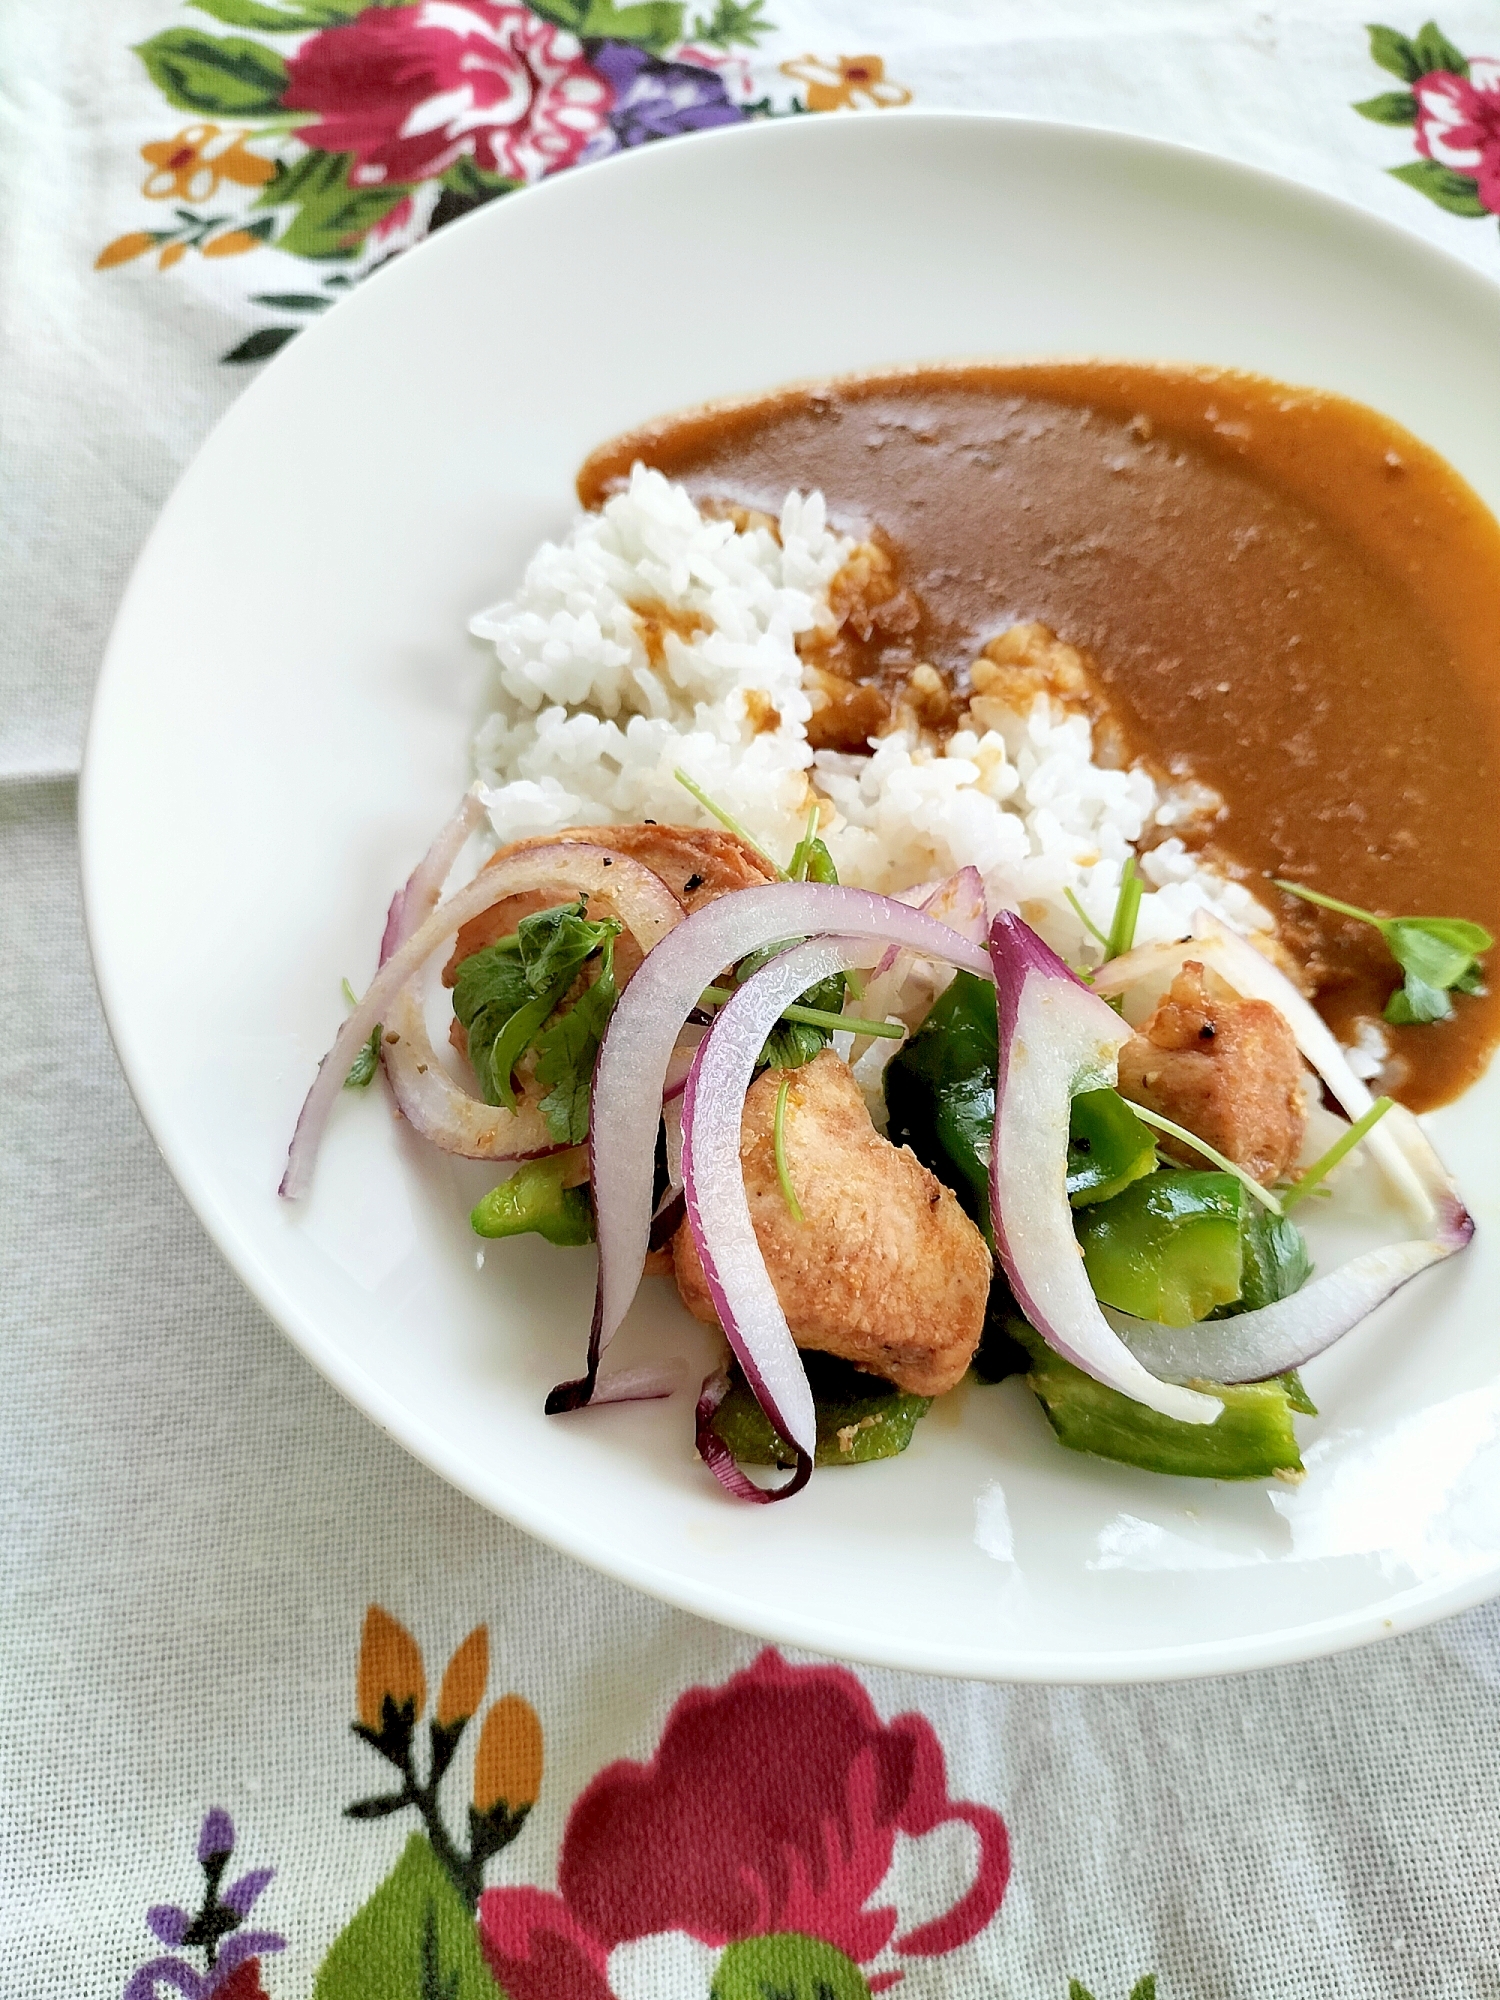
<box><xmin>1199</xmin><ymin>1022</ymin><xmax>1216</xmax><ymax>1040</ymax></box>
<box><xmin>683</xmin><ymin>872</ymin><xmax>704</xmax><ymax>893</ymax></box>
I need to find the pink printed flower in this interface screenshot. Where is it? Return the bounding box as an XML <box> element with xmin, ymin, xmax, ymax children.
<box><xmin>282</xmin><ymin>2</ymin><xmax>612</xmax><ymax>189</ymax></box>
<box><xmin>1414</xmin><ymin>58</ymin><xmax>1500</xmax><ymax>212</ymax></box>
<box><xmin>478</xmin><ymin>1650</ymin><xmax>1010</xmax><ymax>1997</ymax></box>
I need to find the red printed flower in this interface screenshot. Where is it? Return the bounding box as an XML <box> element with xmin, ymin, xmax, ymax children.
<box><xmin>478</xmin><ymin>1650</ymin><xmax>1009</xmax><ymax>1997</ymax></box>
<box><xmin>282</xmin><ymin>2</ymin><xmax>612</xmax><ymax>189</ymax></box>
<box><xmin>1414</xmin><ymin>58</ymin><xmax>1500</xmax><ymax>212</ymax></box>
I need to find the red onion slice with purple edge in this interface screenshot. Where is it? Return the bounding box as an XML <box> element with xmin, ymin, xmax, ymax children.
<box><xmin>555</xmin><ymin>883</ymin><xmax>992</xmax><ymax>1419</ymax></box>
<box><xmin>682</xmin><ymin>933</ymin><xmax>886</xmax><ymax>1499</ymax></box>
<box><xmin>1110</xmin><ymin>1098</ymin><xmax>1473</xmax><ymax>1382</ymax></box>
<box><xmin>987</xmin><ymin>911</ymin><xmax>1223</xmax><ymax>1425</ymax></box>
<box><xmin>280</xmin><ymin>840</ymin><xmax>680</xmax><ymax>1197</ymax></box>
<box><xmin>379</xmin><ymin>789</ymin><xmax>488</xmax><ymax>965</ymax></box>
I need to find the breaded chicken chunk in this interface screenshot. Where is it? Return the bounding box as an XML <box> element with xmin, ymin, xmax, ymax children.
<box><xmin>671</xmin><ymin>1050</ymin><xmax>992</xmax><ymax>1397</ymax></box>
<box><xmin>1117</xmin><ymin>961</ymin><xmax>1307</xmax><ymax>1186</ymax></box>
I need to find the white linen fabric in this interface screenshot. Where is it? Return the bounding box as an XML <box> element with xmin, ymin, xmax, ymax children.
<box><xmin>8</xmin><ymin>5</ymin><xmax>1500</xmax><ymax>1995</ymax></box>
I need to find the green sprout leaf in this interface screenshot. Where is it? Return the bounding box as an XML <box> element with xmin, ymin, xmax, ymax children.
<box><xmin>773</xmin><ymin>1076</ymin><xmax>804</xmax><ymax>1221</ymax></box>
<box><xmin>1104</xmin><ymin>854</ymin><xmax>1143</xmax><ymax>963</ymax></box>
<box><xmin>344</xmin><ymin>1026</ymin><xmax>381</xmax><ymax>1088</ymax></box>
<box><xmin>1273</xmin><ymin>879</ymin><xmax>1492</xmax><ymax>1025</ymax></box>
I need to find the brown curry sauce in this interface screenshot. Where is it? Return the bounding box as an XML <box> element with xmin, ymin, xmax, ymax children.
<box><xmin>579</xmin><ymin>364</ymin><xmax>1500</xmax><ymax>1110</ymax></box>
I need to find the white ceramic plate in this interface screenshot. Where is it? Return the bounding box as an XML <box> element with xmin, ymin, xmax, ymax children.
<box><xmin>83</xmin><ymin>112</ymin><xmax>1500</xmax><ymax>1682</ymax></box>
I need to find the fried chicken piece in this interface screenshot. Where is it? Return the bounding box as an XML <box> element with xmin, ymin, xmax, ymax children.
<box><xmin>1116</xmin><ymin>961</ymin><xmax>1307</xmax><ymax>1185</ymax></box>
<box><xmin>671</xmin><ymin>1050</ymin><xmax>992</xmax><ymax>1397</ymax></box>
<box><xmin>443</xmin><ymin>823</ymin><xmax>777</xmax><ymax>985</ymax></box>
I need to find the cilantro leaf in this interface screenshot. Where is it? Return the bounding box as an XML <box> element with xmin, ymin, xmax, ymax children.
<box><xmin>1273</xmin><ymin>880</ymin><xmax>1493</xmax><ymax>1027</ymax></box>
<box><xmin>535</xmin><ymin>937</ymin><xmax>619</xmax><ymax>1144</ymax></box>
<box><xmin>451</xmin><ymin>899</ymin><xmax>621</xmax><ymax>1110</ymax></box>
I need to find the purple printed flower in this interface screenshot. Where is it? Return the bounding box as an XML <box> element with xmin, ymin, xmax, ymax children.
<box><xmin>584</xmin><ymin>42</ymin><xmax>747</xmax><ymax>157</ymax></box>
<box><xmin>124</xmin><ymin>1810</ymin><xmax>284</xmax><ymax>2000</ymax></box>
<box><xmin>221</xmin><ymin>1870</ymin><xmax>274</xmax><ymax>1920</ymax></box>
<box><xmin>147</xmin><ymin>1905</ymin><xmax>192</xmax><ymax>1947</ymax></box>
<box><xmin>198</xmin><ymin>1809</ymin><xmax>235</xmax><ymax>1867</ymax></box>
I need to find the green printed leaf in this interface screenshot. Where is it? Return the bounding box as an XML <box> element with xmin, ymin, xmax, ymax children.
<box><xmin>188</xmin><ymin>0</ymin><xmax>364</xmax><ymax>26</ymax></box>
<box><xmin>1413</xmin><ymin>19</ymin><xmax>1469</xmax><ymax>76</ymax></box>
<box><xmin>1069</xmin><ymin>1984</ymin><xmax>1099</xmax><ymax>2000</ymax></box>
<box><xmin>1352</xmin><ymin>89</ymin><xmax>1420</xmax><ymax>123</ymax></box>
<box><xmin>1129</xmin><ymin>1981</ymin><xmax>1159</xmax><ymax>2000</ymax></box>
<box><xmin>692</xmin><ymin>0</ymin><xmax>774</xmax><ymax>45</ymax></box>
<box><xmin>255</xmin><ymin>149</ymin><xmax>410</xmax><ymax>260</ymax></box>
<box><xmin>222</xmin><ymin>325</ymin><xmax>300</xmax><ymax>362</ymax></box>
<box><xmin>313</xmin><ymin>1835</ymin><xmax>500</xmax><ymax>2000</ymax></box>
<box><xmin>1366</xmin><ymin>24</ymin><xmax>1422</xmax><ymax>82</ymax></box>
<box><xmin>431</xmin><ymin>157</ymin><xmax>520</xmax><ymax>232</ymax></box>
<box><xmin>530</xmin><ymin>0</ymin><xmax>685</xmax><ymax>51</ymax></box>
<box><xmin>250</xmin><ymin>291</ymin><xmax>334</xmax><ymax>310</ymax></box>
<box><xmin>134</xmin><ymin>28</ymin><xmax>289</xmax><ymax>115</ymax></box>
<box><xmin>1388</xmin><ymin>159</ymin><xmax>1489</xmax><ymax>214</ymax></box>
<box><xmin>712</xmin><ymin>1933</ymin><xmax>871</xmax><ymax>2000</ymax></box>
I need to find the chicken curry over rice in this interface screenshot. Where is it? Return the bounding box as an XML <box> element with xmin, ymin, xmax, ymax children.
<box><xmin>284</xmin><ymin>364</ymin><xmax>1493</xmax><ymax>1498</ymax></box>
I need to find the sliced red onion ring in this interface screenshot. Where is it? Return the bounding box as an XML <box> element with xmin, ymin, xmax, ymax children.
<box><xmin>988</xmin><ymin>911</ymin><xmax>1222</xmax><ymax>1425</ymax></box>
<box><xmin>381</xmin><ymin>984</ymin><xmax>560</xmax><ymax>1160</ymax></box>
<box><xmin>662</xmin><ymin>1026</ymin><xmax>706</xmax><ymax>1103</ymax></box>
<box><xmin>588</xmin><ymin>1358</ymin><xmax>687</xmax><ymax>1405</ymax></box>
<box><xmin>379</xmin><ymin>790</ymin><xmax>488</xmax><ymax>964</ymax></box>
<box><xmin>682</xmin><ymin>933</ymin><xmax>882</xmax><ymax>1484</ymax></box>
<box><xmin>554</xmin><ymin>883</ymin><xmax>992</xmax><ymax>1413</ymax></box>
<box><xmin>1092</xmin><ymin>912</ymin><xmax>1429</xmax><ymax>1216</ymax></box>
<box><xmin>694</xmin><ymin>1367</ymin><xmax>814</xmax><ymax>1505</ymax></box>
<box><xmin>1112</xmin><ymin>1102</ymin><xmax>1474</xmax><ymax>1382</ymax></box>
<box><xmin>871</xmin><ymin>866</ymin><xmax>988</xmax><ymax>979</ymax></box>
<box><xmin>281</xmin><ymin>842</ymin><xmax>680</xmax><ymax>1197</ymax></box>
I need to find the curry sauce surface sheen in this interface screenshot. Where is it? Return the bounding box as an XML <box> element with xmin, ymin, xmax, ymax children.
<box><xmin>579</xmin><ymin>364</ymin><xmax>1500</xmax><ymax>1109</ymax></box>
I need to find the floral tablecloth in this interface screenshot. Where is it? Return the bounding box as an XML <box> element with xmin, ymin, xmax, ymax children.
<box><xmin>8</xmin><ymin>4</ymin><xmax>1500</xmax><ymax>1995</ymax></box>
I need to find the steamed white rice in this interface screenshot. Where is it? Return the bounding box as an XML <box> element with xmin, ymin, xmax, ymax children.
<box><xmin>471</xmin><ymin>463</ymin><xmax>1275</xmax><ymax>970</ymax></box>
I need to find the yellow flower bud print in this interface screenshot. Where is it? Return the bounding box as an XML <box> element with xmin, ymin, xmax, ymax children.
<box><xmin>355</xmin><ymin>1605</ymin><xmax>426</xmax><ymax>1731</ymax></box>
<box><xmin>201</xmin><ymin>230</ymin><xmax>260</xmax><ymax>259</ymax></box>
<box><xmin>436</xmin><ymin>1625</ymin><xmax>489</xmax><ymax>1728</ymax></box>
<box><xmin>473</xmin><ymin>1694</ymin><xmax>543</xmax><ymax>1814</ymax></box>
<box><xmin>95</xmin><ymin>233</ymin><xmax>157</xmax><ymax>269</ymax></box>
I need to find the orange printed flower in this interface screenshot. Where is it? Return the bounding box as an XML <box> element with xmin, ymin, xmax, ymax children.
<box><xmin>355</xmin><ymin>1605</ymin><xmax>427</xmax><ymax>1730</ymax></box>
<box><xmin>140</xmin><ymin>124</ymin><xmax>275</xmax><ymax>203</ymax></box>
<box><xmin>436</xmin><ymin>1625</ymin><xmax>490</xmax><ymax>1727</ymax></box>
<box><xmin>473</xmin><ymin>1694</ymin><xmax>544</xmax><ymax>1814</ymax></box>
<box><xmin>780</xmin><ymin>54</ymin><xmax>911</xmax><ymax>112</ymax></box>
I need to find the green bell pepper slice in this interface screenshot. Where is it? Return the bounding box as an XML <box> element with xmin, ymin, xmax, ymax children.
<box><xmin>471</xmin><ymin>1156</ymin><xmax>594</xmax><ymax>1247</ymax></box>
<box><xmin>1013</xmin><ymin>1321</ymin><xmax>1303</xmax><ymax>1480</ymax></box>
<box><xmin>1077</xmin><ymin>1170</ymin><xmax>1247</xmax><ymax>1326</ymax></box>
<box><xmin>708</xmin><ymin>1352</ymin><xmax>932</xmax><ymax>1467</ymax></box>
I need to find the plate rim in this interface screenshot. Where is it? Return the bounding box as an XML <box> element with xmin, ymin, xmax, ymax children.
<box><xmin>80</xmin><ymin>106</ymin><xmax>1500</xmax><ymax>1683</ymax></box>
